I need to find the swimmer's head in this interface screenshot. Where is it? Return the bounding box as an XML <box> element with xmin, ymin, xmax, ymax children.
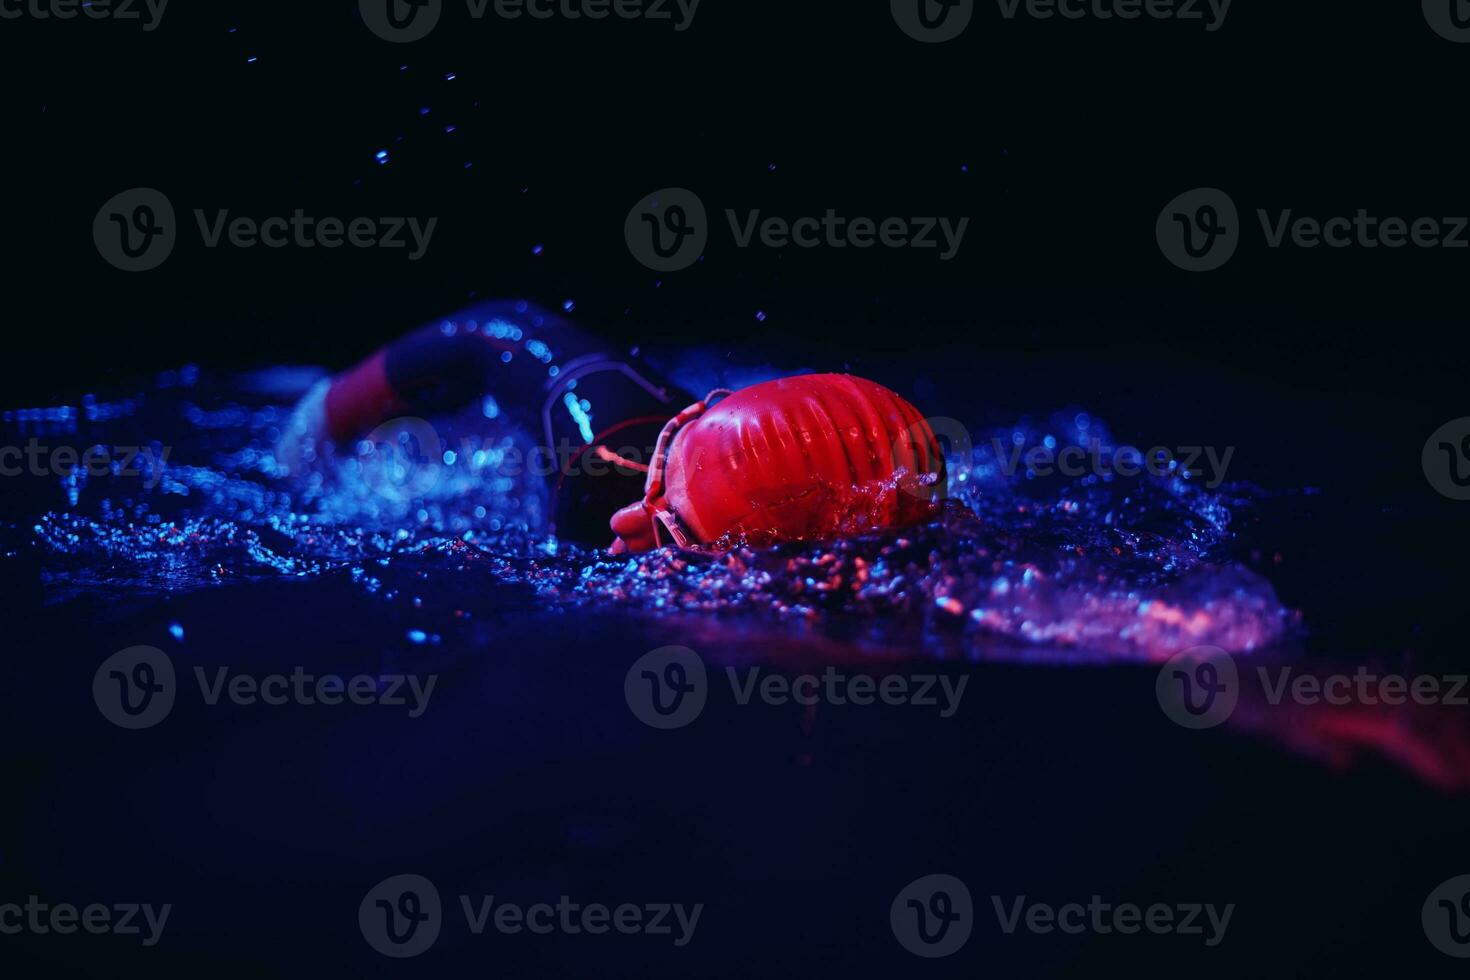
<box><xmin>608</xmin><ymin>376</ymin><xmax>946</xmax><ymax>554</ymax></box>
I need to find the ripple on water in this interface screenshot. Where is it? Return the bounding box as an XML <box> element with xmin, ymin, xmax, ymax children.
<box><xmin>2</xmin><ymin>373</ymin><xmax>1292</xmax><ymax>662</ymax></box>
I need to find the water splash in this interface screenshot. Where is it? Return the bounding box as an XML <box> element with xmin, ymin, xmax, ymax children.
<box><xmin>1</xmin><ymin>370</ymin><xmax>1292</xmax><ymax>661</ymax></box>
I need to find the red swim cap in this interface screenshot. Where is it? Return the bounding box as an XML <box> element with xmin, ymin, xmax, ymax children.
<box><xmin>610</xmin><ymin>374</ymin><xmax>945</xmax><ymax>553</ymax></box>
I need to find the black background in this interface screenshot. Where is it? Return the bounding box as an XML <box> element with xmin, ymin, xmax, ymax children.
<box><xmin>6</xmin><ymin>1</ymin><xmax>1466</xmax><ymax>379</ymax></box>
<box><xmin>8</xmin><ymin>1</ymin><xmax>1468</xmax><ymax>512</ymax></box>
<box><xmin>9</xmin><ymin>0</ymin><xmax>1469</xmax><ymax>658</ymax></box>
<box><xmin>5</xmin><ymin>1</ymin><xmax>1470</xmax><ymax>977</ymax></box>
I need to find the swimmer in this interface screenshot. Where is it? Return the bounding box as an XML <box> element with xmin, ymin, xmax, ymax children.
<box><xmin>279</xmin><ymin>301</ymin><xmax>946</xmax><ymax>550</ymax></box>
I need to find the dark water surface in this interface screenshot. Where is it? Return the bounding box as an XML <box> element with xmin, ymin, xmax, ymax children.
<box><xmin>2</xmin><ymin>359</ymin><xmax>1465</xmax><ymax>978</ymax></box>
